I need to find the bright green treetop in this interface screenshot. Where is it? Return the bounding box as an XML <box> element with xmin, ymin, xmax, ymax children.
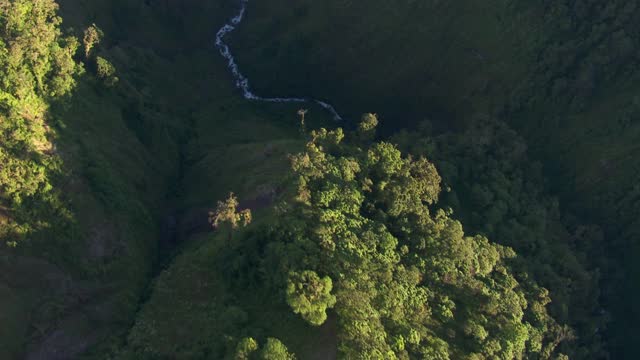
<box><xmin>263</xmin><ymin>117</ymin><xmax>567</xmax><ymax>359</ymax></box>
<box><xmin>286</xmin><ymin>270</ymin><xmax>336</xmax><ymax>326</ymax></box>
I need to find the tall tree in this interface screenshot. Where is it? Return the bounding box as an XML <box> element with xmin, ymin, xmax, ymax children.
<box><xmin>209</xmin><ymin>192</ymin><xmax>252</xmax><ymax>244</ymax></box>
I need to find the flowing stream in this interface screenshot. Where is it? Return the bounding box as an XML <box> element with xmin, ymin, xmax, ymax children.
<box><xmin>215</xmin><ymin>0</ymin><xmax>343</xmax><ymax>121</ymax></box>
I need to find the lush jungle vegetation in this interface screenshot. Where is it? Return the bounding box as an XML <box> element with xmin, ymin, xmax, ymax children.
<box><xmin>0</xmin><ymin>0</ymin><xmax>636</xmax><ymax>359</ymax></box>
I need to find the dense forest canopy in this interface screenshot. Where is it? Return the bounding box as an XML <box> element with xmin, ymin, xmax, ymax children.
<box><xmin>263</xmin><ymin>120</ymin><xmax>567</xmax><ymax>359</ymax></box>
<box><xmin>0</xmin><ymin>0</ymin><xmax>636</xmax><ymax>359</ymax></box>
<box><xmin>0</xmin><ymin>0</ymin><xmax>79</xmax><ymax>246</ymax></box>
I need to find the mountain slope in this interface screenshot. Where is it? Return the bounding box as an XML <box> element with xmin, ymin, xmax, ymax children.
<box><xmin>231</xmin><ymin>1</ymin><xmax>640</xmax><ymax>356</ymax></box>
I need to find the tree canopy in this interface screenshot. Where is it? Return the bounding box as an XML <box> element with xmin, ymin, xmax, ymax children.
<box><xmin>286</xmin><ymin>270</ymin><xmax>336</xmax><ymax>326</ymax></box>
<box><xmin>229</xmin><ymin>116</ymin><xmax>570</xmax><ymax>359</ymax></box>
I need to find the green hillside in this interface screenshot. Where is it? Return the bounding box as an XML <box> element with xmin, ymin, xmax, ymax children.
<box><xmin>1</xmin><ymin>0</ymin><xmax>637</xmax><ymax>358</ymax></box>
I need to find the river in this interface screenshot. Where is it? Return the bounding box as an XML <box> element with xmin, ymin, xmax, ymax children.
<box><xmin>215</xmin><ymin>0</ymin><xmax>343</xmax><ymax>121</ymax></box>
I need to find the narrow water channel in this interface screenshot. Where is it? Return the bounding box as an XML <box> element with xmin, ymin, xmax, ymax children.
<box><xmin>215</xmin><ymin>0</ymin><xmax>343</xmax><ymax>121</ymax></box>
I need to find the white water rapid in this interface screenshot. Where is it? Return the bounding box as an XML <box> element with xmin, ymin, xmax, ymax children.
<box><xmin>215</xmin><ymin>0</ymin><xmax>343</xmax><ymax>121</ymax></box>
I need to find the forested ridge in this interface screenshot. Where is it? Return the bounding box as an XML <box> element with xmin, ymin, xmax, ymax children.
<box><xmin>233</xmin><ymin>0</ymin><xmax>640</xmax><ymax>357</ymax></box>
<box><xmin>0</xmin><ymin>0</ymin><xmax>635</xmax><ymax>359</ymax></box>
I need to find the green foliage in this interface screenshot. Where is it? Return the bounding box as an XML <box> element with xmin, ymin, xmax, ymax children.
<box><xmin>95</xmin><ymin>56</ymin><xmax>118</xmax><ymax>86</ymax></box>
<box><xmin>393</xmin><ymin>119</ymin><xmax>607</xmax><ymax>357</ymax></box>
<box><xmin>0</xmin><ymin>1</ymin><xmax>219</xmax><ymax>357</ymax></box>
<box><xmin>233</xmin><ymin>3</ymin><xmax>640</xmax><ymax>354</ymax></box>
<box><xmin>233</xmin><ymin>337</ymin><xmax>295</xmax><ymax>360</ymax></box>
<box><xmin>285</xmin><ymin>270</ymin><xmax>336</xmax><ymax>326</ymax></box>
<box><xmin>9</xmin><ymin>0</ymin><xmax>630</xmax><ymax>358</ymax></box>
<box><xmin>358</xmin><ymin>113</ymin><xmax>378</xmax><ymax>133</ymax></box>
<box><xmin>82</xmin><ymin>23</ymin><xmax>103</xmax><ymax>58</ymax></box>
<box><xmin>357</xmin><ymin>113</ymin><xmax>378</xmax><ymax>143</ymax></box>
<box><xmin>209</xmin><ymin>192</ymin><xmax>252</xmax><ymax>245</ymax></box>
<box><xmin>235</xmin><ymin>337</ymin><xmax>259</xmax><ymax>360</ymax></box>
<box><xmin>0</xmin><ymin>0</ymin><xmax>80</xmax><ymax>245</ymax></box>
<box><xmin>232</xmin><ymin>0</ymin><xmax>534</xmax><ymax>131</ymax></box>
<box><xmin>209</xmin><ymin>192</ymin><xmax>253</xmax><ymax>230</ymax></box>
<box><xmin>245</xmin><ymin>118</ymin><xmax>567</xmax><ymax>358</ymax></box>
<box><xmin>260</xmin><ymin>338</ymin><xmax>295</xmax><ymax>360</ymax></box>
